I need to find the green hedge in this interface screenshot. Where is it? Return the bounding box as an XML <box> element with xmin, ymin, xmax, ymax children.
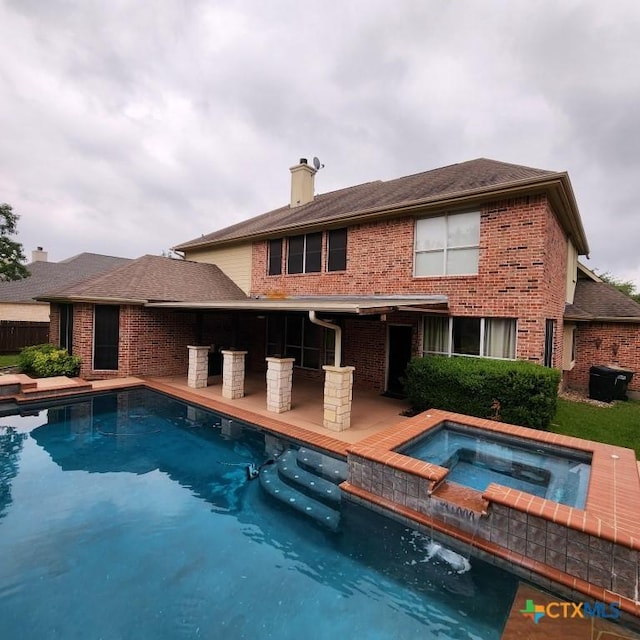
<box><xmin>18</xmin><ymin>344</ymin><xmax>81</xmax><ymax>378</ymax></box>
<box><xmin>403</xmin><ymin>356</ymin><xmax>561</xmax><ymax>429</ymax></box>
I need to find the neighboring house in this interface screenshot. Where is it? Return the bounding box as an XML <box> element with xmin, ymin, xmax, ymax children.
<box><xmin>43</xmin><ymin>157</ymin><xmax>638</xmax><ymax>398</ymax></box>
<box><xmin>0</xmin><ymin>249</ymin><xmax>130</xmax><ymax>352</ymax></box>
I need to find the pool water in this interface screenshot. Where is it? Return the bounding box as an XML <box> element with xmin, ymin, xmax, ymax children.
<box><xmin>401</xmin><ymin>424</ymin><xmax>591</xmax><ymax>508</ymax></box>
<box><xmin>0</xmin><ymin>389</ymin><xmax>518</xmax><ymax>639</ymax></box>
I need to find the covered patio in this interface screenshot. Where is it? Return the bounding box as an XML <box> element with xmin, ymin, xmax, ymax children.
<box><xmin>149</xmin><ymin>294</ymin><xmax>447</xmax><ymax>435</ymax></box>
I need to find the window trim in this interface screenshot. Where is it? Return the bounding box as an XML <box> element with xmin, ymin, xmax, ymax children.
<box><xmin>414</xmin><ymin>211</ymin><xmax>480</xmax><ymax>277</ymax></box>
<box><xmin>423</xmin><ymin>316</ymin><xmax>517</xmax><ymax>360</ymax></box>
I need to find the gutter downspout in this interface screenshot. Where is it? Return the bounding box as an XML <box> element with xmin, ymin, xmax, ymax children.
<box><xmin>308</xmin><ymin>310</ymin><xmax>341</xmax><ymax>368</ymax></box>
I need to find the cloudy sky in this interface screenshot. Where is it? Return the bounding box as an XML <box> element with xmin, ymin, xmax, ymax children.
<box><xmin>1</xmin><ymin>0</ymin><xmax>639</xmax><ymax>287</ymax></box>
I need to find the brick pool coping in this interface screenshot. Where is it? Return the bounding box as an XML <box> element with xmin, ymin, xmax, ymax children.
<box><xmin>348</xmin><ymin>409</ymin><xmax>640</xmax><ymax>547</ymax></box>
<box><xmin>345</xmin><ymin>409</ymin><xmax>640</xmax><ymax>618</ymax></box>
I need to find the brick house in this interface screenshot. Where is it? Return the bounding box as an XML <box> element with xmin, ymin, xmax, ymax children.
<box><xmin>44</xmin><ymin>158</ymin><xmax>639</xmax><ymax>410</ymax></box>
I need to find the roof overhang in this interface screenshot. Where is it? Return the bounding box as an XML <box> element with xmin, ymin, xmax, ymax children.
<box><xmin>146</xmin><ymin>295</ymin><xmax>448</xmax><ymax>315</ymax></box>
<box><xmin>38</xmin><ymin>295</ymin><xmax>148</xmax><ymax>305</ymax></box>
<box><xmin>174</xmin><ymin>173</ymin><xmax>590</xmax><ymax>256</ymax></box>
<box><xmin>564</xmin><ymin>311</ymin><xmax>640</xmax><ymax>324</ymax></box>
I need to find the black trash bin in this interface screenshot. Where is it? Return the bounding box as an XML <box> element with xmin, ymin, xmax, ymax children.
<box><xmin>588</xmin><ymin>365</ymin><xmax>634</xmax><ymax>402</ymax></box>
<box><xmin>606</xmin><ymin>365</ymin><xmax>634</xmax><ymax>400</ymax></box>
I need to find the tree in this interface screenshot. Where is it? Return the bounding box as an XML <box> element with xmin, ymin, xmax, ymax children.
<box><xmin>0</xmin><ymin>203</ymin><xmax>29</xmax><ymax>281</ymax></box>
<box><xmin>597</xmin><ymin>271</ymin><xmax>640</xmax><ymax>304</ymax></box>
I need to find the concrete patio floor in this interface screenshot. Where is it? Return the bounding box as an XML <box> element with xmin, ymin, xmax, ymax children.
<box><xmin>143</xmin><ymin>372</ymin><xmax>410</xmax><ymax>446</ymax></box>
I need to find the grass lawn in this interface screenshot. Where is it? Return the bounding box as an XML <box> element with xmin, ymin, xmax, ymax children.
<box><xmin>0</xmin><ymin>354</ymin><xmax>19</xmax><ymax>368</ymax></box>
<box><xmin>551</xmin><ymin>397</ymin><xmax>640</xmax><ymax>458</ymax></box>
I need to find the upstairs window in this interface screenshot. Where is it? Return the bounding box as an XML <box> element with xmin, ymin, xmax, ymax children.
<box><xmin>423</xmin><ymin>316</ymin><xmax>516</xmax><ymax>360</ymax></box>
<box><xmin>415</xmin><ymin>211</ymin><xmax>480</xmax><ymax>276</ymax></box>
<box><xmin>268</xmin><ymin>239</ymin><xmax>282</xmax><ymax>275</ymax></box>
<box><xmin>327</xmin><ymin>228</ymin><xmax>347</xmax><ymax>271</ymax></box>
<box><xmin>287</xmin><ymin>233</ymin><xmax>322</xmax><ymax>274</ymax></box>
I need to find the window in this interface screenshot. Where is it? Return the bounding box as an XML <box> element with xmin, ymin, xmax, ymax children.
<box><xmin>327</xmin><ymin>228</ymin><xmax>347</xmax><ymax>271</ymax></box>
<box><xmin>266</xmin><ymin>315</ymin><xmax>334</xmax><ymax>369</ymax></box>
<box><xmin>287</xmin><ymin>233</ymin><xmax>322</xmax><ymax>274</ymax></box>
<box><xmin>415</xmin><ymin>211</ymin><xmax>480</xmax><ymax>276</ymax></box>
<box><xmin>543</xmin><ymin>319</ymin><xmax>555</xmax><ymax>367</ymax></box>
<box><xmin>268</xmin><ymin>239</ymin><xmax>282</xmax><ymax>275</ymax></box>
<box><xmin>423</xmin><ymin>316</ymin><xmax>516</xmax><ymax>359</ymax></box>
<box><xmin>59</xmin><ymin>303</ymin><xmax>73</xmax><ymax>354</ymax></box>
<box><xmin>93</xmin><ymin>305</ymin><xmax>119</xmax><ymax>370</ymax></box>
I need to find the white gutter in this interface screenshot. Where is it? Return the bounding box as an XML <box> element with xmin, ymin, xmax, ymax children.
<box><xmin>308</xmin><ymin>310</ymin><xmax>342</xmax><ymax>368</ymax></box>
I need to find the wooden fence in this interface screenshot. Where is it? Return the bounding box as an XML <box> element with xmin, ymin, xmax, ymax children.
<box><xmin>0</xmin><ymin>321</ymin><xmax>49</xmax><ymax>354</ymax></box>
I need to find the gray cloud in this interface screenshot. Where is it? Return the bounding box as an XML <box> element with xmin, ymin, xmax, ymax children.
<box><xmin>1</xmin><ymin>0</ymin><xmax>639</xmax><ymax>287</ymax></box>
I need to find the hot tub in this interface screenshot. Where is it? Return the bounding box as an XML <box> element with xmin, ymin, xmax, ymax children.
<box><xmin>399</xmin><ymin>422</ymin><xmax>592</xmax><ymax>509</ymax></box>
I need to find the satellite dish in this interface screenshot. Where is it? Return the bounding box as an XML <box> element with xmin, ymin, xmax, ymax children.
<box><xmin>313</xmin><ymin>156</ymin><xmax>324</xmax><ymax>170</ymax></box>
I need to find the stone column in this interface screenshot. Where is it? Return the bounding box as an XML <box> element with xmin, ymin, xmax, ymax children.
<box><xmin>266</xmin><ymin>357</ymin><xmax>295</xmax><ymax>413</ymax></box>
<box><xmin>322</xmin><ymin>365</ymin><xmax>355</xmax><ymax>431</ymax></box>
<box><xmin>187</xmin><ymin>345</ymin><xmax>210</xmax><ymax>389</ymax></box>
<box><xmin>221</xmin><ymin>350</ymin><xmax>248</xmax><ymax>399</ymax></box>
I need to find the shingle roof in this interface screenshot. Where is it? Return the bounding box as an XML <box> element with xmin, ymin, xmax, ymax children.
<box><xmin>40</xmin><ymin>254</ymin><xmax>247</xmax><ymax>303</ymax></box>
<box><xmin>566</xmin><ymin>279</ymin><xmax>640</xmax><ymax>321</ymax></box>
<box><xmin>0</xmin><ymin>253</ymin><xmax>132</xmax><ymax>304</ymax></box>
<box><xmin>174</xmin><ymin>158</ymin><xmax>561</xmax><ymax>250</ymax></box>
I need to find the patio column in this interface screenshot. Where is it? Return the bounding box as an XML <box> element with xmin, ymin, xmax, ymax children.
<box><xmin>221</xmin><ymin>350</ymin><xmax>248</xmax><ymax>399</ymax></box>
<box><xmin>266</xmin><ymin>357</ymin><xmax>295</xmax><ymax>413</ymax></box>
<box><xmin>322</xmin><ymin>365</ymin><xmax>355</xmax><ymax>431</ymax></box>
<box><xmin>187</xmin><ymin>345</ymin><xmax>210</xmax><ymax>389</ymax></box>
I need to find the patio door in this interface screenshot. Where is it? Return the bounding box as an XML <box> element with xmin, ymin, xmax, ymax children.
<box><xmin>386</xmin><ymin>325</ymin><xmax>413</xmax><ymax>396</ymax></box>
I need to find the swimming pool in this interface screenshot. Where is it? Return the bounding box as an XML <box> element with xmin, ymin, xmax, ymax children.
<box><xmin>0</xmin><ymin>388</ymin><xmax>520</xmax><ymax>639</ymax></box>
<box><xmin>400</xmin><ymin>422</ymin><xmax>592</xmax><ymax>508</ymax></box>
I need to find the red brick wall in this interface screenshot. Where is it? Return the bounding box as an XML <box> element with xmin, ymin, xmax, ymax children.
<box><xmin>543</xmin><ymin>204</ymin><xmax>569</xmax><ymax>369</ymax></box>
<box><xmin>49</xmin><ymin>305</ymin><xmax>60</xmax><ymax>347</ymax></box>
<box><xmin>251</xmin><ymin>194</ymin><xmax>569</xmax><ymax>367</ymax></box>
<box><xmin>68</xmin><ymin>304</ymin><xmax>198</xmax><ymax>379</ymax></box>
<box><xmin>565</xmin><ymin>322</ymin><xmax>640</xmax><ymax>393</ymax></box>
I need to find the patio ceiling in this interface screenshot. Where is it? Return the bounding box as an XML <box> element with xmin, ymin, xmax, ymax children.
<box><xmin>146</xmin><ymin>294</ymin><xmax>448</xmax><ymax>315</ymax></box>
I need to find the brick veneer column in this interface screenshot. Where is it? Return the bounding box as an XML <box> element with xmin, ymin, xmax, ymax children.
<box><xmin>322</xmin><ymin>365</ymin><xmax>355</xmax><ymax>431</ymax></box>
<box><xmin>221</xmin><ymin>350</ymin><xmax>248</xmax><ymax>399</ymax></box>
<box><xmin>266</xmin><ymin>357</ymin><xmax>295</xmax><ymax>413</ymax></box>
<box><xmin>187</xmin><ymin>345</ymin><xmax>210</xmax><ymax>389</ymax></box>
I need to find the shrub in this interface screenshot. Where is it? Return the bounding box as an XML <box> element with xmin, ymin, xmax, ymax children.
<box><xmin>403</xmin><ymin>356</ymin><xmax>561</xmax><ymax>429</ymax></box>
<box><xmin>18</xmin><ymin>344</ymin><xmax>81</xmax><ymax>377</ymax></box>
<box><xmin>18</xmin><ymin>343</ymin><xmax>58</xmax><ymax>374</ymax></box>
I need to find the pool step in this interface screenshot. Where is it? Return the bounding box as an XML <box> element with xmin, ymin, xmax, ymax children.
<box><xmin>259</xmin><ymin>462</ymin><xmax>341</xmax><ymax>531</ymax></box>
<box><xmin>276</xmin><ymin>449</ymin><xmax>341</xmax><ymax>508</ymax></box>
<box><xmin>296</xmin><ymin>447</ymin><xmax>348</xmax><ymax>484</ymax></box>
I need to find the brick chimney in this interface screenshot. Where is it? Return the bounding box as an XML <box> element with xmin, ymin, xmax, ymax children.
<box><xmin>31</xmin><ymin>246</ymin><xmax>48</xmax><ymax>262</ymax></box>
<box><xmin>290</xmin><ymin>158</ymin><xmax>316</xmax><ymax>208</ymax></box>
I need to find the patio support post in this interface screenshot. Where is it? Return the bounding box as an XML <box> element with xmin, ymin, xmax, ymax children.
<box><xmin>187</xmin><ymin>345</ymin><xmax>210</xmax><ymax>389</ymax></box>
<box><xmin>266</xmin><ymin>357</ymin><xmax>295</xmax><ymax>413</ymax></box>
<box><xmin>221</xmin><ymin>350</ymin><xmax>248</xmax><ymax>399</ymax></box>
<box><xmin>322</xmin><ymin>365</ymin><xmax>355</xmax><ymax>431</ymax></box>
